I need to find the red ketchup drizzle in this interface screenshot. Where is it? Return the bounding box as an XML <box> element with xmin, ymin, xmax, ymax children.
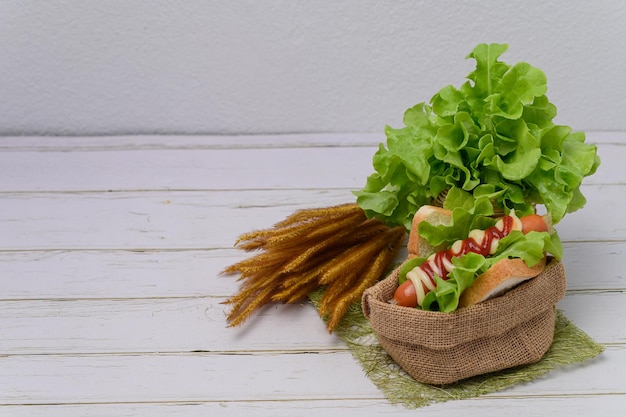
<box><xmin>420</xmin><ymin>215</ymin><xmax>515</xmax><ymax>284</ymax></box>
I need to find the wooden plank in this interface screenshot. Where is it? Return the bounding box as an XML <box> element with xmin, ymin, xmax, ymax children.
<box><xmin>0</xmin><ymin>189</ymin><xmax>350</xmax><ymax>250</ymax></box>
<box><xmin>0</xmin><ymin>147</ymin><xmax>376</xmax><ymax>192</ymax></box>
<box><xmin>0</xmin><ymin>133</ymin><xmax>385</xmax><ymax>151</ymax></box>
<box><xmin>0</xmin><ymin>185</ymin><xmax>622</xmax><ymax>251</ymax></box>
<box><xmin>0</xmin><ymin>131</ymin><xmax>614</xmax><ymax>151</ymax></box>
<box><xmin>1</xmin><ymin>395</ymin><xmax>625</xmax><ymax>417</ymax></box>
<box><xmin>0</xmin><ymin>241</ymin><xmax>622</xmax><ymax>301</ymax></box>
<box><xmin>0</xmin><ymin>297</ymin><xmax>343</xmax><ymax>355</ymax></box>
<box><xmin>0</xmin><ymin>134</ymin><xmax>622</xmax><ymax>415</ymax></box>
<box><xmin>0</xmin><ymin>347</ymin><xmax>621</xmax><ymax>406</ymax></box>
<box><xmin>0</xmin><ymin>249</ymin><xmax>245</xmax><ymax>299</ymax></box>
<box><xmin>558</xmin><ymin>292</ymin><xmax>626</xmax><ymax>344</ymax></box>
<box><xmin>555</xmin><ymin>184</ymin><xmax>626</xmax><ymax>241</ymax></box>
<box><xmin>0</xmin><ymin>137</ymin><xmax>619</xmax><ymax>193</ymax></box>
<box><xmin>0</xmin><ymin>289</ymin><xmax>620</xmax><ymax>356</ymax></box>
<box><xmin>0</xmin><ymin>351</ymin><xmax>379</xmax><ymax>405</ymax></box>
<box><xmin>561</xmin><ymin>241</ymin><xmax>626</xmax><ymax>291</ymax></box>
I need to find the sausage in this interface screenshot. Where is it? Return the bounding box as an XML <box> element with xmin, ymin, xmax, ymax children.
<box><xmin>392</xmin><ymin>213</ymin><xmax>549</xmax><ymax>308</ymax></box>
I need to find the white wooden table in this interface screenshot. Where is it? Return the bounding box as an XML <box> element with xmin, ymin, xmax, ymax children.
<box><xmin>0</xmin><ymin>133</ymin><xmax>624</xmax><ymax>416</ymax></box>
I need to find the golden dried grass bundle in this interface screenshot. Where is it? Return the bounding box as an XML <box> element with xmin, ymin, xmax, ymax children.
<box><xmin>222</xmin><ymin>203</ymin><xmax>405</xmax><ymax>332</ymax></box>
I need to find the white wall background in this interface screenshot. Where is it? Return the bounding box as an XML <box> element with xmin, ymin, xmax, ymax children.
<box><xmin>0</xmin><ymin>0</ymin><xmax>624</xmax><ymax>136</ymax></box>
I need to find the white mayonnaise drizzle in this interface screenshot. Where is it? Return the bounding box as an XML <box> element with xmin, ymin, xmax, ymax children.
<box><xmin>406</xmin><ymin>211</ymin><xmax>523</xmax><ymax>306</ymax></box>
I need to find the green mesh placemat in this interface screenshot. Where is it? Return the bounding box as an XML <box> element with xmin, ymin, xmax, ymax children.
<box><xmin>309</xmin><ymin>290</ymin><xmax>604</xmax><ymax>409</ymax></box>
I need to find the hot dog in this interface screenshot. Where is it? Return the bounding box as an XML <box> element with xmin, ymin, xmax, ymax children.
<box><xmin>392</xmin><ymin>205</ymin><xmax>554</xmax><ymax>310</ymax></box>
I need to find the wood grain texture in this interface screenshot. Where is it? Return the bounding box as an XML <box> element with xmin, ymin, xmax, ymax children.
<box><xmin>0</xmin><ymin>134</ymin><xmax>623</xmax><ymax>415</ymax></box>
<box><xmin>0</xmin><ymin>290</ymin><xmax>620</xmax><ymax>356</ymax></box>
<box><xmin>0</xmin><ymin>185</ymin><xmax>622</xmax><ymax>251</ymax></box>
<box><xmin>2</xmin><ymin>396</ymin><xmax>625</xmax><ymax>417</ymax></box>
<box><xmin>0</xmin><ymin>347</ymin><xmax>623</xmax><ymax>405</ymax></box>
<box><xmin>0</xmin><ymin>133</ymin><xmax>621</xmax><ymax>193</ymax></box>
<box><xmin>0</xmin><ymin>241</ymin><xmax>622</xmax><ymax>301</ymax></box>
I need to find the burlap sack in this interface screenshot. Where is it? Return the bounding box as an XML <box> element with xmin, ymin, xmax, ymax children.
<box><xmin>362</xmin><ymin>258</ymin><xmax>567</xmax><ymax>385</ymax></box>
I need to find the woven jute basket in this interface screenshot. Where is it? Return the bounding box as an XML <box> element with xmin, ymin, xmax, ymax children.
<box><xmin>362</xmin><ymin>258</ymin><xmax>567</xmax><ymax>385</ymax></box>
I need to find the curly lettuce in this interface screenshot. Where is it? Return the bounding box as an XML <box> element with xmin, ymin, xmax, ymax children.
<box><xmin>354</xmin><ymin>43</ymin><xmax>600</xmax><ymax>230</ymax></box>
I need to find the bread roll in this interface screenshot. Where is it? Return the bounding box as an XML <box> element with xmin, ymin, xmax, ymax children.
<box><xmin>407</xmin><ymin>205</ymin><xmax>452</xmax><ymax>258</ymax></box>
<box><xmin>459</xmin><ymin>257</ymin><xmax>547</xmax><ymax>308</ymax></box>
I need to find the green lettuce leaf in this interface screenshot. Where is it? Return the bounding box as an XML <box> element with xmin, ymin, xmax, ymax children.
<box><xmin>354</xmin><ymin>43</ymin><xmax>600</xmax><ymax>228</ymax></box>
<box><xmin>421</xmin><ymin>252</ymin><xmax>486</xmax><ymax>312</ymax></box>
<box><xmin>418</xmin><ymin>197</ymin><xmax>495</xmax><ymax>247</ymax></box>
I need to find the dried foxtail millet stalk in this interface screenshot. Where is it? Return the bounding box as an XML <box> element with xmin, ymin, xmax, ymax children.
<box><xmin>222</xmin><ymin>203</ymin><xmax>406</xmax><ymax>332</ymax></box>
